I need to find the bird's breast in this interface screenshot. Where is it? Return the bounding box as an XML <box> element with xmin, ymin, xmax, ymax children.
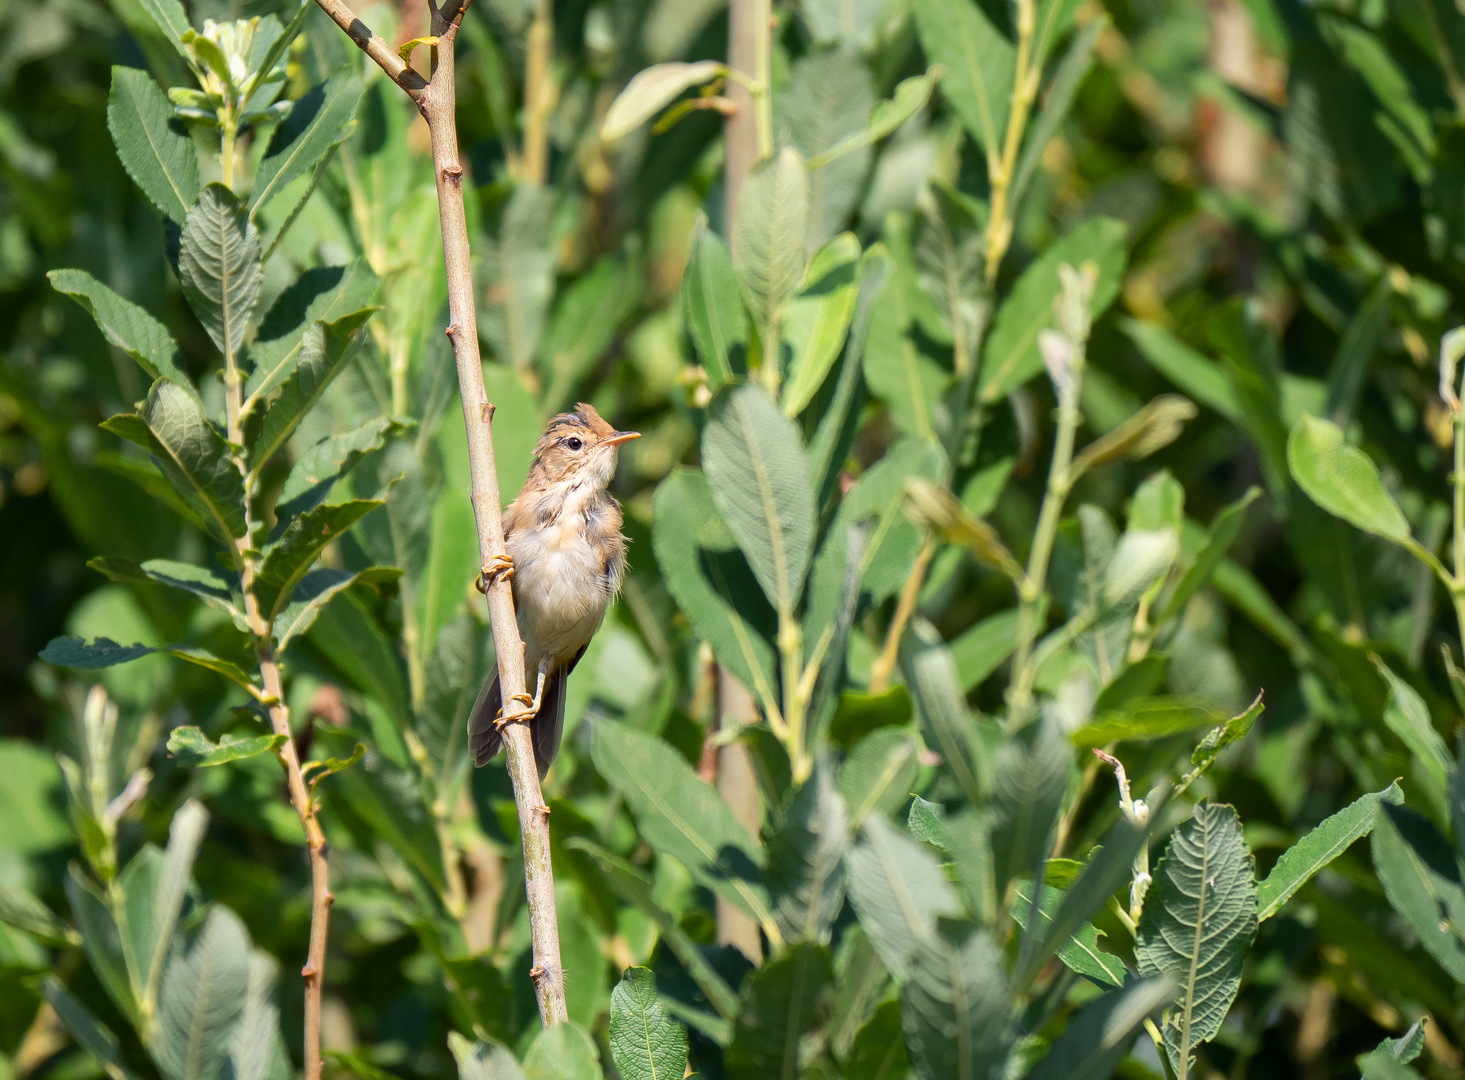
<box><xmin>508</xmin><ymin>515</ymin><xmax>612</xmax><ymax>667</ymax></box>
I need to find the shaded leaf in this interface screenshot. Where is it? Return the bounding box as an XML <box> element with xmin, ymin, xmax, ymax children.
<box><xmin>900</xmin><ymin>926</ymin><xmax>1012</xmax><ymax>1080</ymax></box>
<box><xmin>251</xmin><ymin>69</ymin><xmax>362</xmax><ymax>215</ymax></box>
<box><xmin>481</xmin><ymin>184</ymin><xmax>554</xmax><ymax>371</ymax></box>
<box><xmin>1371</xmin><ymin>803</ymin><xmax>1465</xmax><ymax>982</ymax></box>
<box><xmin>845</xmin><ymin>815</ymin><xmax>961</xmax><ymax>980</ymax></box>
<box><xmin>168</xmin><ymin>727</ymin><xmax>285</xmax><ymax>766</ymax></box>
<box><xmin>837</xmin><ymin>727</ymin><xmax>919</xmax><ymax>828</ymax></box>
<box><xmin>179</xmin><ymin>184</ymin><xmax>261</xmax><ymax>361</ymax></box>
<box><xmin>733</xmin><ymin>147</ymin><xmax>809</xmax><ymax>349</ymax></box>
<box><xmin>681</xmin><ymin>222</ymin><xmax>748</xmax><ymax>389</ymax></box>
<box><xmin>912</xmin><ymin>0</ymin><xmax>1014</xmax><ymax>152</ymax></box>
<box><xmin>783</xmin><ymin>232</ymin><xmax>861</xmax><ymax>416</ymax></box>
<box><xmin>602</xmin><ymin>60</ymin><xmax>726</xmax><ymax>139</ymax></box>
<box><xmin>766</xmin><ymin>760</ymin><xmax>849</xmax><ymax>944</ymax></box>
<box><xmin>1022</xmin><ymin>977</ymin><xmax>1175</xmax><ymax>1080</ymax></box>
<box><xmin>609</xmin><ymin>967</ymin><xmax>688</xmax><ymax>1080</ymax></box>
<box><xmin>49</xmin><ymin>269</ymin><xmax>192</xmax><ymax>392</ymax></box>
<box><xmin>726</xmin><ymin>942</ymin><xmax>833</xmax><ymax>1080</ymax></box>
<box><xmin>108</xmin><ymin>66</ymin><xmax>198</xmax><ymax>223</ymax></box>
<box><xmin>154</xmin><ymin>906</ymin><xmax>251</xmax><ymax>1080</ymax></box>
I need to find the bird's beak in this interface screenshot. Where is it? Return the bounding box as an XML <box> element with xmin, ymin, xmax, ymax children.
<box><xmin>605</xmin><ymin>430</ymin><xmax>641</xmax><ymax>447</ymax></box>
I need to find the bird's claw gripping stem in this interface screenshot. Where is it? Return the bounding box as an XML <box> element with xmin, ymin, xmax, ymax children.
<box><xmin>493</xmin><ymin>693</ymin><xmax>536</xmax><ymax>730</ymax></box>
<box><xmin>475</xmin><ymin>553</ymin><xmax>515</xmax><ymax>592</ymax></box>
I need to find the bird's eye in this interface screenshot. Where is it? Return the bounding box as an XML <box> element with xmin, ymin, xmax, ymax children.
<box><xmin>566</xmin><ymin>437</ymin><xmax>583</xmax><ymax>451</ymax></box>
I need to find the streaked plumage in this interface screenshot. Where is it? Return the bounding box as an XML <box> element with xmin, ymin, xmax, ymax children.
<box><xmin>468</xmin><ymin>403</ymin><xmax>637</xmax><ymax>776</ymax></box>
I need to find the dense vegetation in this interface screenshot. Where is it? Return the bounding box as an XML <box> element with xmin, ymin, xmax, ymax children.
<box><xmin>5</xmin><ymin>0</ymin><xmax>1465</xmax><ymax>1077</ymax></box>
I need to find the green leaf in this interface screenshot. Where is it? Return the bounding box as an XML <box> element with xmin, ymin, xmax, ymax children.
<box><xmin>1156</xmin><ymin>487</ymin><xmax>1260</xmax><ymax>626</ymax></box>
<box><xmin>681</xmin><ymin>221</ymin><xmax>748</xmax><ymax>389</ymax></box>
<box><xmin>540</xmin><ymin>254</ymin><xmax>642</xmax><ymax>409</ymax></box>
<box><xmin>274</xmin><ymin>567</ymin><xmax>398</xmax><ymax>651</ymax></box>
<box><xmin>652</xmin><ymin>468</ymin><xmax>779</xmax><ymax>714</ymax></box>
<box><xmin>846</xmin><ymin>815</ymin><xmax>962</xmax><ymax>980</ymax></box>
<box><xmin>65</xmin><ymin>867</ymin><xmax>134</xmax><ymax>1018</ymax></box>
<box><xmin>1359</xmin><ymin>1020</ymin><xmax>1427</xmax><ymax>1080</ymax></box>
<box><xmin>276</xmin><ymin>417</ymin><xmax>403</xmax><ymax>523</ymax></box>
<box><xmin>153</xmin><ymin>906</ymin><xmax>251</xmax><ymax>1080</ymax></box>
<box><xmin>1257</xmin><ymin>781</ymin><xmax>1403</xmax><ymax>921</ymax></box>
<box><xmin>703</xmin><ymin>384</ymin><xmax>816</xmax><ymax>615</ymax></box>
<box><xmin>783</xmin><ymin>233</ymin><xmax>860</xmax><ymax>416</ymax></box>
<box><xmin>950</xmin><ymin>608</ymin><xmax>1021</xmax><ymax>691</ymax></box>
<box><xmin>257</xmin><ymin>496</ymin><xmax>385</xmax><ymax>617</ymax></box>
<box><xmin>88</xmin><ymin>557</ymin><xmax>242</xmax><ymax>623</ymax></box>
<box><xmin>845</xmin><ymin>999</ymin><xmax>908</xmax><ymax>1080</ymax></box>
<box><xmin>733</xmin><ymin>147</ymin><xmax>809</xmax><ymax>351</ymax></box>
<box><xmin>48</xmin><ymin>269</ymin><xmax>193</xmax><ymax>392</ymax></box>
<box><xmin>1012</xmin><ymin>879</ymin><xmax>1127</xmax><ymax>988</ymax></box>
<box><xmin>249</xmin><ymin>309</ymin><xmax>374</xmax><ymax>470</ymax></box>
<box><xmin>836</xmin><ymin>727</ymin><xmax>919</xmax><ymax>828</ymax></box>
<box><xmin>1122</xmin><ymin>318</ymin><xmax>1243</xmax><ymax>422</ymax></box>
<box><xmin>103</xmin><ymin>380</ymin><xmax>245</xmax><ymax>542</ymax></box>
<box><xmin>901</xmin><ymin>618</ymin><xmax>985</xmax><ymax>808</ymax></box>
<box><xmin>142</xmin><ymin>801</ymin><xmax>209</xmax><ymax>1007</ymax></box>
<box><xmin>168</xmin><ymin>727</ymin><xmax>285</xmax><ymax>766</ymax></box>
<box><xmin>1287</xmin><ymin>413</ymin><xmax>1413</xmax><ymax>544</ymax></box>
<box><xmin>251</xmin><ymin>69</ymin><xmax>363</xmax><ymax>215</ymax></box>
<box><xmin>568</xmin><ymin>838</ymin><xmax>741</xmax><ymax>1021</ymax></box>
<box><xmin>1011</xmin><ymin>19</ymin><xmax>1101</xmax><ymax>207</ymax></box>
<box><xmin>450</xmin><ymin>1035</ymin><xmax>527</xmax><ymax>1080</ymax></box>
<box><xmin>912</xmin><ymin>0</ymin><xmax>1014</xmax><ymax>153</ymax></box>
<box><xmin>862</xmin><ymin>240</ymin><xmax>946</xmax><ymax>440</ymax></box>
<box><xmin>726</xmin><ymin>942</ymin><xmax>833</xmax><ymax>1080</ymax></box>
<box><xmin>302</xmin><ymin>741</ymin><xmax>366</xmax><ymax>789</ymax></box>
<box><xmin>1373</xmin><ymin>659</ymin><xmax>1451</xmax><ymax>819</ymax></box>
<box><xmin>179</xmin><ymin>184</ymin><xmax>261</xmax><ymax>362</ymax></box>
<box><xmin>609</xmin><ymin>967</ymin><xmax>687</xmax><ymax>1080</ymax></box>
<box><xmin>0</xmin><ymin>884</ymin><xmax>80</xmax><ymax>947</ymax></box>
<box><xmin>1186</xmin><ymin>693</ymin><xmax>1264</xmax><ymax>779</ymax></box>
<box><xmin>1022</xmin><ymin>977</ymin><xmax>1175</xmax><ymax>1080</ymax></box>
<box><xmin>1073</xmin><ymin>698</ymin><xmax>1223</xmax><ymax>748</ymax></box>
<box><xmin>766</xmin><ymin>760</ymin><xmax>849</xmax><ymax>944</ymax></box>
<box><xmin>804</xmin><ymin>69</ymin><xmax>942</xmax><ymax>171</ymax></box>
<box><xmin>44</xmin><ymin>978</ymin><xmax>135</xmax><ymax>1080</ymax></box>
<box><xmin>784</xmin><ymin>50</ymin><xmax>875</xmax><ymax>249</ymax></box>
<box><xmin>601</xmin><ymin>60</ymin><xmax>726</xmax><ymax>139</ymax></box>
<box><xmin>991</xmin><ymin>714</ymin><xmax>1069</xmax><ymax>890</ymax></box>
<box><xmin>911</xmin><ymin>182</ymin><xmax>984</xmax><ymax>349</ymax></box>
<box><xmin>481</xmin><ymin>183</ymin><xmax>554</xmax><ymax>371</ymax></box>
<box><xmin>981</xmin><ymin>217</ymin><xmax>1127</xmax><ymax>401</ymax></box>
<box><xmin>42</xmin><ymin>636</ymin><xmax>255</xmax><ymax>690</ymax></box>
<box><xmin>900</xmin><ymin>926</ymin><xmax>1013</xmax><ymax>1080</ymax></box>
<box><xmin>107</xmin><ymin>66</ymin><xmax>199</xmax><ymax>223</ymax></box>
<box><xmin>1070</xmin><ymin>395</ymin><xmax>1197</xmax><ymax>478</ymax></box>
<box><xmin>229</xmin><ymin>951</ymin><xmax>288</xmax><ymax>1080</ymax></box>
<box><xmin>134</xmin><ymin>0</ymin><xmax>192</xmax><ymax>57</ymax></box>
<box><xmin>245</xmin><ymin>260</ymin><xmax>381</xmax><ymax>408</ymax></box>
<box><xmin>1371</xmin><ymin>803</ymin><xmax>1465</xmax><ymax>982</ymax></box>
<box><xmin>590</xmin><ymin>721</ymin><xmax>773</xmax><ymax>928</ymax></box>
<box><xmin>523</xmin><ymin>1022</ymin><xmax>601</xmax><ymax>1080</ymax></box>
<box><xmin>1136</xmin><ymin>802</ymin><xmax>1258</xmax><ymax>1078</ymax></box>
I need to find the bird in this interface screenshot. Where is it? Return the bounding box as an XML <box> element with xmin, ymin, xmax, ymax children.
<box><xmin>468</xmin><ymin>402</ymin><xmax>639</xmax><ymax>778</ymax></box>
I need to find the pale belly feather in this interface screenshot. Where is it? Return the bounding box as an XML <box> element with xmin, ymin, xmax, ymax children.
<box><xmin>508</xmin><ymin>514</ymin><xmax>610</xmax><ymax>671</ymax></box>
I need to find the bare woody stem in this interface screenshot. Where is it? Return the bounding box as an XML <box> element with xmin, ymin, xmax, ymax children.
<box><xmin>313</xmin><ymin>0</ymin><xmax>569</xmax><ymax>1028</ymax></box>
<box><xmin>224</xmin><ymin>348</ymin><xmax>332</xmax><ymax>1079</ymax></box>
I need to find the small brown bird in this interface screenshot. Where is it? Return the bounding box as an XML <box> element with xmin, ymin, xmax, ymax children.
<box><xmin>468</xmin><ymin>402</ymin><xmax>639</xmax><ymax>776</ymax></box>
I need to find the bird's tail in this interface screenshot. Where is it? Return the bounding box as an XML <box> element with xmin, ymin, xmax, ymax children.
<box><xmin>467</xmin><ymin>668</ymin><xmax>568</xmax><ymax>780</ymax></box>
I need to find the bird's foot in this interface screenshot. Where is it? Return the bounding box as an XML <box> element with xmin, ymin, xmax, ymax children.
<box><xmin>475</xmin><ymin>553</ymin><xmax>515</xmax><ymax>592</ymax></box>
<box><xmin>493</xmin><ymin>692</ymin><xmax>536</xmax><ymax>730</ymax></box>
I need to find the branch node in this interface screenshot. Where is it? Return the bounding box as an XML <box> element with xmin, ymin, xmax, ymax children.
<box><xmin>481</xmin><ymin>401</ymin><xmax>496</xmax><ymax>422</ymax></box>
<box><xmin>529</xmin><ymin>964</ymin><xmax>547</xmax><ymax>982</ymax></box>
<box><xmin>302</xmin><ymin>962</ymin><xmax>319</xmax><ymax>979</ymax></box>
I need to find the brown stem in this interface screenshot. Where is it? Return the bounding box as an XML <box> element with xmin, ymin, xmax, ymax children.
<box><xmin>425</xmin><ymin>0</ymin><xmax>568</xmax><ymax>1025</ymax></box>
<box><xmin>521</xmin><ymin>0</ymin><xmax>553</xmax><ymax>184</ymax></box>
<box><xmin>868</xmin><ymin>536</ymin><xmax>935</xmax><ymax>693</ymax></box>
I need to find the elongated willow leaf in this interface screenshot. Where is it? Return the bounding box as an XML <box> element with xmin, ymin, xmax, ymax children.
<box><xmin>845</xmin><ymin>815</ymin><xmax>961</xmax><ymax>980</ymax></box>
<box><xmin>273</xmin><ymin>567</ymin><xmax>399</xmax><ymax>652</ymax></box>
<box><xmin>1257</xmin><ymin>781</ymin><xmax>1402</xmax><ymax>921</ymax></box>
<box><xmin>0</xmin><ymin>884</ymin><xmax>78</xmax><ymax>947</ymax></box>
<box><xmin>784</xmin><ymin>52</ymin><xmax>874</xmax><ymax>250</ymax></box>
<box><xmin>179</xmin><ymin>185</ymin><xmax>261</xmax><ymax>363</ymax></box>
<box><xmin>900</xmin><ymin>925</ymin><xmax>1013</xmax><ymax>1080</ymax></box>
<box><xmin>733</xmin><ymin>147</ymin><xmax>809</xmax><ymax>355</ymax></box>
<box><xmin>251</xmin><ymin>69</ymin><xmax>362</xmax><ymax>215</ymax></box>
<box><xmin>726</xmin><ymin>942</ymin><xmax>833</xmax><ymax>1080</ymax></box>
<box><xmin>49</xmin><ymin>269</ymin><xmax>193</xmax><ymax>392</ymax></box>
<box><xmin>608</xmin><ymin>967</ymin><xmax>687</xmax><ymax>1080</ymax></box>
<box><xmin>1287</xmin><ymin>413</ymin><xmax>1414</xmax><ymax>546</ymax></box>
<box><xmin>1023</xmin><ymin>977</ymin><xmax>1175</xmax><ymax>1080</ymax></box>
<box><xmin>990</xmin><ymin>713</ymin><xmax>1069</xmax><ymax>891</ymax></box>
<box><xmin>523</xmin><ymin>1023</ymin><xmax>600</xmax><ymax>1080</ymax></box>
<box><xmin>766</xmin><ymin>760</ymin><xmax>849</xmax><ymax>944</ymax></box>
<box><xmin>44</xmin><ymin>978</ymin><xmax>136</xmax><ymax>1080</ymax></box>
<box><xmin>103</xmin><ymin>380</ymin><xmax>245</xmax><ymax>542</ymax></box>
<box><xmin>703</xmin><ymin>384</ymin><xmax>816</xmax><ymax>615</ymax></box>
<box><xmin>89</xmin><ymin>557</ymin><xmax>243</xmax><ymax>625</ymax></box>
<box><xmin>228</xmin><ymin>951</ymin><xmax>287</xmax><ymax>1080</ymax></box>
<box><xmin>681</xmin><ymin>221</ymin><xmax>748</xmax><ymax>389</ymax></box>
<box><xmin>652</xmin><ymin>468</ymin><xmax>779</xmax><ymax>714</ymax></box>
<box><xmin>107</xmin><ymin>66</ymin><xmax>199</xmax><ymax>223</ymax></box>
<box><xmin>167</xmin><ymin>726</ymin><xmax>286</xmax><ymax>766</ymax></box>
<box><xmin>783</xmin><ymin>233</ymin><xmax>861</xmax><ymax>416</ymax></box>
<box><xmin>567</xmin><ymin>838</ymin><xmax>741</xmax><ymax>1022</ymax></box>
<box><xmin>836</xmin><ymin>727</ymin><xmax>919</xmax><ymax>828</ymax></box>
<box><xmin>1373</xmin><ymin>660</ymin><xmax>1450</xmax><ymax>819</ymax></box>
<box><xmin>900</xmin><ymin>618</ymin><xmax>985</xmax><ymax>808</ymax></box>
<box><xmin>1371</xmin><ymin>803</ymin><xmax>1465</xmax><ymax>982</ymax></box>
<box><xmin>249</xmin><ymin>309</ymin><xmax>374</xmax><ymax>470</ymax></box>
<box><xmin>65</xmin><ymin>868</ymin><xmax>134</xmax><ymax>1019</ymax></box>
<box><xmin>1136</xmin><ymin>802</ymin><xmax>1258</xmax><ymax>1078</ymax></box>
<box><xmin>590</xmin><ymin>721</ymin><xmax>773</xmax><ymax>929</ymax></box>
<box><xmin>804</xmin><ymin>69</ymin><xmax>941</xmax><ymax>171</ymax></box>
<box><xmin>42</xmin><ymin>636</ymin><xmax>255</xmax><ymax>691</ymax></box>
<box><xmin>481</xmin><ymin>183</ymin><xmax>554</xmax><ymax>371</ymax></box>
<box><xmin>256</xmin><ymin>495</ymin><xmax>386</xmax><ymax>617</ymax></box>
<box><xmin>275</xmin><ymin>416</ymin><xmax>403</xmax><ymax>525</ymax></box>
<box><xmin>1156</xmin><ymin>487</ymin><xmax>1260</xmax><ymax>626</ymax></box>
<box><xmin>1122</xmin><ymin>318</ymin><xmax>1243</xmax><ymax>421</ymax></box>
<box><xmin>153</xmin><ymin>906</ymin><xmax>251</xmax><ymax>1080</ymax></box>
<box><xmin>601</xmin><ymin>60</ymin><xmax>726</xmax><ymax>140</ymax></box>
<box><xmin>911</xmin><ymin>0</ymin><xmax>1013</xmax><ymax>153</ymax></box>
<box><xmin>142</xmin><ymin>801</ymin><xmax>208</xmax><ymax>1009</ymax></box>
<box><xmin>1011</xmin><ymin>880</ymin><xmax>1127</xmax><ymax>988</ymax></box>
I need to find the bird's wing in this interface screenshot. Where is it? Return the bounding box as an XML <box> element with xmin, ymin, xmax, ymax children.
<box><xmin>467</xmin><ymin>670</ymin><xmax>503</xmax><ymax>768</ymax></box>
<box><xmin>531</xmin><ymin>643</ymin><xmax>589</xmax><ymax>778</ymax></box>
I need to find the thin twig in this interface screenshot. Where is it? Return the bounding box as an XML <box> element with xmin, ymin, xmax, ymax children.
<box><xmin>309</xmin><ymin>0</ymin><xmax>569</xmax><ymax>1027</ymax></box>
<box><xmin>868</xmin><ymin>536</ymin><xmax>935</xmax><ymax>693</ymax></box>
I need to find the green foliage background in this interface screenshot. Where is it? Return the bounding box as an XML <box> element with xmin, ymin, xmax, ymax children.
<box><xmin>4</xmin><ymin>0</ymin><xmax>1465</xmax><ymax>1077</ymax></box>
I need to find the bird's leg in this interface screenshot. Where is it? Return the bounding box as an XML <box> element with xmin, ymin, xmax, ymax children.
<box><xmin>475</xmin><ymin>552</ymin><xmax>515</xmax><ymax>593</ymax></box>
<box><xmin>495</xmin><ymin>658</ymin><xmax>551</xmax><ymax>730</ymax></box>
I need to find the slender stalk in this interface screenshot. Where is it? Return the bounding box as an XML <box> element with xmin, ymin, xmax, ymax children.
<box><xmin>522</xmin><ymin>0</ymin><xmax>553</xmax><ymax>184</ymax></box>
<box><xmin>983</xmin><ymin>0</ymin><xmax>1039</xmax><ymax>283</ymax></box>
<box><xmin>869</xmin><ymin>536</ymin><xmax>935</xmax><ymax>693</ymax></box>
<box><xmin>778</xmin><ymin>611</ymin><xmax>808</xmax><ymax>781</ymax></box>
<box><xmin>751</xmin><ymin>0</ymin><xmax>772</xmax><ymax>160</ymax></box>
<box><xmin>309</xmin><ymin>0</ymin><xmax>569</xmax><ymax>1028</ymax></box>
<box><xmin>1454</xmin><ymin>406</ymin><xmax>1465</xmax><ymax>646</ymax></box>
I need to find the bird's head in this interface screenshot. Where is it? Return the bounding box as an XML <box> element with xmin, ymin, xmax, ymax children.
<box><xmin>528</xmin><ymin>402</ymin><xmax>639</xmax><ymax>490</ymax></box>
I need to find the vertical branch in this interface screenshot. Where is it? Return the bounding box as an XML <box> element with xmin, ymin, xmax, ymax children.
<box><xmin>723</xmin><ymin>0</ymin><xmax>760</xmax><ymax>227</ymax></box>
<box><xmin>522</xmin><ymin>0</ymin><xmax>554</xmax><ymax>184</ymax></box>
<box><xmin>424</xmin><ymin>0</ymin><xmax>569</xmax><ymax>1026</ymax></box>
<box><xmin>310</xmin><ymin>0</ymin><xmax>569</xmax><ymax>1029</ymax></box>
